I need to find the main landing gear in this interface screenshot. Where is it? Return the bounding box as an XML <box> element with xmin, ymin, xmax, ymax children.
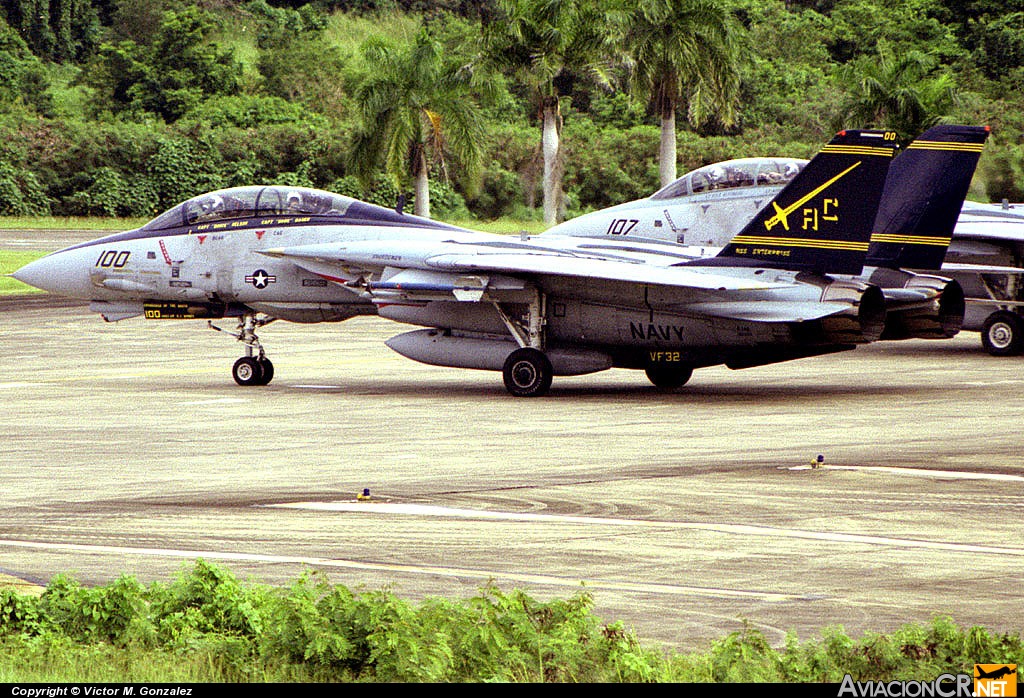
<box><xmin>981</xmin><ymin>310</ymin><xmax>1024</xmax><ymax>356</ymax></box>
<box><xmin>494</xmin><ymin>290</ymin><xmax>553</xmax><ymax>397</ymax></box>
<box><xmin>503</xmin><ymin>347</ymin><xmax>553</xmax><ymax>397</ymax></box>
<box><xmin>644</xmin><ymin>363</ymin><xmax>693</xmax><ymax>389</ymax></box>
<box><xmin>209</xmin><ymin>314</ymin><xmax>276</xmax><ymax>386</ymax></box>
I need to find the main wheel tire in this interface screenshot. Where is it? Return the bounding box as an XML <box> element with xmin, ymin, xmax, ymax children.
<box><xmin>502</xmin><ymin>348</ymin><xmax>553</xmax><ymax>397</ymax></box>
<box><xmin>232</xmin><ymin>356</ymin><xmax>264</xmax><ymax>386</ymax></box>
<box><xmin>981</xmin><ymin>311</ymin><xmax>1024</xmax><ymax>356</ymax></box>
<box><xmin>645</xmin><ymin>363</ymin><xmax>693</xmax><ymax>389</ymax></box>
<box><xmin>256</xmin><ymin>357</ymin><xmax>274</xmax><ymax>385</ymax></box>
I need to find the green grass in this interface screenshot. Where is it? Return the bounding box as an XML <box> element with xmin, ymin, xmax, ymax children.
<box><xmin>447</xmin><ymin>218</ymin><xmax>550</xmax><ymax>235</ymax></box>
<box><xmin>323</xmin><ymin>10</ymin><xmax>421</xmax><ymax>56</ymax></box>
<box><xmin>0</xmin><ymin>216</ymin><xmax>147</xmax><ymax>230</ymax></box>
<box><xmin>0</xmin><ymin>250</ymin><xmax>46</xmax><ymax>294</ymax></box>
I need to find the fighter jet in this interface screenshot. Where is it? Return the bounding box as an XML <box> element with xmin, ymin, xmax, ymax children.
<box><xmin>14</xmin><ymin>129</ymin><xmax>901</xmax><ymax>396</ymax></box>
<box><xmin>940</xmin><ymin>200</ymin><xmax>1024</xmax><ymax>355</ymax></box>
<box><xmin>549</xmin><ymin>125</ymin><xmax>1004</xmax><ymax>352</ymax></box>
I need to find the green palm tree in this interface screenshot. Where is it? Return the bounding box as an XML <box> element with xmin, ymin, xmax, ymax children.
<box><xmin>837</xmin><ymin>42</ymin><xmax>959</xmax><ymax>141</ymax></box>
<box><xmin>484</xmin><ymin>0</ymin><xmax>616</xmax><ymax>225</ymax></box>
<box><xmin>626</xmin><ymin>0</ymin><xmax>743</xmax><ymax>188</ymax></box>
<box><xmin>350</xmin><ymin>29</ymin><xmax>489</xmax><ymax>219</ymax></box>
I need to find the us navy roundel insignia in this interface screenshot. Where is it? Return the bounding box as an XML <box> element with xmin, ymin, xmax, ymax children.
<box><xmin>245</xmin><ymin>269</ymin><xmax>277</xmax><ymax>289</ymax></box>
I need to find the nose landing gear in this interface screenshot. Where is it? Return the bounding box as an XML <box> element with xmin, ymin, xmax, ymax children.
<box><xmin>209</xmin><ymin>314</ymin><xmax>276</xmax><ymax>386</ymax></box>
<box><xmin>232</xmin><ymin>355</ymin><xmax>274</xmax><ymax>386</ymax></box>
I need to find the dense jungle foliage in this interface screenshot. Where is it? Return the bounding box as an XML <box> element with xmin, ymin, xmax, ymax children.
<box><xmin>0</xmin><ymin>560</ymin><xmax>1022</xmax><ymax>682</ymax></box>
<box><xmin>0</xmin><ymin>0</ymin><xmax>1023</xmax><ymax>224</ymax></box>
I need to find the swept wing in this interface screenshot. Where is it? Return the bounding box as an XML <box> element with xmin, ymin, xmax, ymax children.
<box><xmin>259</xmin><ymin>238</ymin><xmax>787</xmax><ymax>292</ymax></box>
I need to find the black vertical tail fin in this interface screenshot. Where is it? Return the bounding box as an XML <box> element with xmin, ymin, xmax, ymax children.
<box><xmin>713</xmin><ymin>129</ymin><xmax>899</xmax><ymax>275</ymax></box>
<box><xmin>866</xmin><ymin>124</ymin><xmax>990</xmax><ymax>270</ymax></box>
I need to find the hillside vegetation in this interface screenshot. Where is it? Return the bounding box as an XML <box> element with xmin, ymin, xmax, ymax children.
<box><xmin>1</xmin><ymin>0</ymin><xmax>1022</xmax><ymax>225</ymax></box>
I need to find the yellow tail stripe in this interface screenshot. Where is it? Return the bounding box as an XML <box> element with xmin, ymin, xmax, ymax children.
<box><xmin>735</xmin><ymin>235</ymin><xmax>867</xmax><ymax>245</ymax></box>
<box><xmin>908</xmin><ymin>141</ymin><xmax>985</xmax><ymax>152</ymax></box>
<box><xmin>821</xmin><ymin>145</ymin><xmax>897</xmax><ymax>157</ymax></box>
<box><xmin>732</xmin><ymin>236</ymin><xmax>869</xmax><ymax>251</ymax></box>
<box><xmin>870</xmin><ymin>234</ymin><xmax>953</xmax><ymax>245</ymax></box>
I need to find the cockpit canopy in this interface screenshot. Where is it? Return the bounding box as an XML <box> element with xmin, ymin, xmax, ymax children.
<box><xmin>650</xmin><ymin>158</ymin><xmax>808</xmax><ymax>201</ymax></box>
<box><xmin>142</xmin><ymin>186</ymin><xmax>359</xmax><ymax>231</ymax></box>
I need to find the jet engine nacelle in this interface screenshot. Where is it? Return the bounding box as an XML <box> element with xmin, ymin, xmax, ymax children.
<box><xmin>385</xmin><ymin>329</ymin><xmax>613</xmax><ymax>376</ymax></box>
<box><xmin>869</xmin><ymin>269</ymin><xmax>965</xmax><ymax>340</ymax></box>
<box><xmin>813</xmin><ymin>278</ymin><xmax>888</xmax><ymax>345</ymax></box>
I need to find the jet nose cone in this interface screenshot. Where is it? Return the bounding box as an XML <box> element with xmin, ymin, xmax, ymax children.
<box><xmin>11</xmin><ymin>250</ymin><xmax>93</xmax><ymax>298</ymax></box>
<box><xmin>10</xmin><ymin>256</ymin><xmax>55</xmax><ymax>292</ymax></box>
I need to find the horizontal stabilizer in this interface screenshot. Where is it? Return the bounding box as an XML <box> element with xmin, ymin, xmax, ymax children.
<box><xmin>948</xmin><ymin>225</ymin><xmax>1024</xmax><ymax>243</ymax></box>
<box><xmin>939</xmin><ymin>262</ymin><xmax>1024</xmax><ymax>274</ymax></box>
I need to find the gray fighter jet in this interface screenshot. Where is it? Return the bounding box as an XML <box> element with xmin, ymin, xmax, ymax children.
<box><xmin>16</xmin><ymin>129</ymin><xmax>908</xmax><ymax>396</ymax></box>
<box><xmin>942</xmin><ymin>200</ymin><xmax>1024</xmax><ymax>355</ymax></box>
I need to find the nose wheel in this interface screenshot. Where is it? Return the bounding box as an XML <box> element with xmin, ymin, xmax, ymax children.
<box><xmin>210</xmin><ymin>314</ymin><xmax>276</xmax><ymax>386</ymax></box>
<box><xmin>232</xmin><ymin>356</ymin><xmax>274</xmax><ymax>386</ymax></box>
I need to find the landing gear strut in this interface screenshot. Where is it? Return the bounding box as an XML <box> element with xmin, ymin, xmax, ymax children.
<box><xmin>493</xmin><ymin>287</ymin><xmax>552</xmax><ymax>397</ymax></box>
<box><xmin>209</xmin><ymin>314</ymin><xmax>276</xmax><ymax>386</ymax></box>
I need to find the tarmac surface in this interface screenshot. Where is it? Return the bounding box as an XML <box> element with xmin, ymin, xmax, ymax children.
<box><xmin>1</xmin><ymin>286</ymin><xmax>1023</xmax><ymax>651</ymax></box>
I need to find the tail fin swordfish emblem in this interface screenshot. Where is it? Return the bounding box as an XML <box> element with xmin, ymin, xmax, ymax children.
<box><xmin>714</xmin><ymin>129</ymin><xmax>900</xmax><ymax>275</ymax></box>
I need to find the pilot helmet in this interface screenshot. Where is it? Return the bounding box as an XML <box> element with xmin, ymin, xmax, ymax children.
<box><xmin>202</xmin><ymin>194</ymin><xmax>223</xmax><ymax>212</ymax></box>
<box><xmin>286</xmin><ymin>190</ymin><xmax>302</xmax><ymax>208</ymax></box>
